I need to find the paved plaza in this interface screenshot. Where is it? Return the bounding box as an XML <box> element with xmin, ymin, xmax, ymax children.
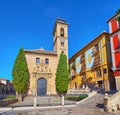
<box><xmin>0</xmin><ymin>106</ymin><xmax>115</xmax><ymax>115</ymax></box>
<box><xmin>1</xmin><ymin>93</ymin><xmax>120</xmax><ymax>115</ymax></box>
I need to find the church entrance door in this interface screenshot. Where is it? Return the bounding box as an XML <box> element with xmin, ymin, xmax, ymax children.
<box><xmin>37</xmin><ymin>78</ymin><xmax>47</xmax><ymax>96</ymax></box>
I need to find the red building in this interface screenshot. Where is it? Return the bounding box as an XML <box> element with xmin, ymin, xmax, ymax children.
<box><xmin>107</xmin><ymin>10</ymin><xmax>120</xmax><ymax>90</ymax></box>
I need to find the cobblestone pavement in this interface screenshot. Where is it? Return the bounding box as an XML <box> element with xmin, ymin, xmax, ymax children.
<box><xmin>0</xmin><ymin>93</ymin><xmax>120</xmax><ymax>115</ymax></box>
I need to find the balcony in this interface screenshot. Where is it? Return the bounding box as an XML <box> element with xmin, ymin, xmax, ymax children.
<box><xmin>93</xmin><ymin>55</ymin><xmax>100</xmax><ymax>67</ymax></box>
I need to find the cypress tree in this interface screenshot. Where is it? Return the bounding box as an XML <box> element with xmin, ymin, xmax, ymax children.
<box><xmin>56</xmin><ymin>53</ymin><xmax>69</xmax><ymax>94</ymax></box>
<box><xmin>12</xmin><ymin>48</ymin><xmax>29</xmax><ymax>101</ymax></box>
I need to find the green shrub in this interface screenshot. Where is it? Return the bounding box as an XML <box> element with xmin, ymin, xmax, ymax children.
<box><xmin>65</xmin><ymin>95</ymin><xmax>87</xmax><ymax>101</ymax></box>
<box><xmin>3</xmin><ymin>95</ymin><xmax>16</xmax><ymax>100</ymax></box>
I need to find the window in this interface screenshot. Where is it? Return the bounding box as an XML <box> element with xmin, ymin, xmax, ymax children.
<box><xmin>115</xmin><ymin>53</ymin><xmax>120</xmax><ymax>68</ymax></box>
<box><xmin>96</xmin><ymin>69</ymin><xmax>102</xmax><ymax>77</ymax></box>
<box><xmin>60</xmin><ymin>28</ymin><xmax>64</xmax><ymax>37</ymax></box>
<box><xmin>82</xmin><ymin>73</ymin><xmax>86</xmax><ymax>82</ymax></box>
<box><xmin>113</xmin><ymin>35</ymin><xmax>119</xmax><ymax>50</ymax></box>
<box><xmin>95</xmin><ymin>43</ymin><xmax>99</xmax><ymax>51</ymax></box>
<box><xmin>61</xmin><ymin>42</ymin><xmax>64</xmax><ymax>46</ymax></box>
<box><xmin>111</xmin><ymin>19</ymin><xmax>118</xmax><ymax>33</ymax></box>
<box><xmin>103</xmin><ymin>68</ymin><xmax>107</xmax><ymax>74</ymax></box>
<box><xmin>45</xmin><ymin>58</ymin><xmax>49</xmax><ymax>64</ymax></box>
<box><xmin>36</xmin><ymin>58</ymin><xmax>40</xmax><ymax>64</ymax></box>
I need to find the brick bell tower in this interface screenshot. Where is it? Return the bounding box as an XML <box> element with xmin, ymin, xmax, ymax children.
<box><xmin>52</xmin><ymin>18</ymin><xmax>69</xmax><ymax>59</ymax></box>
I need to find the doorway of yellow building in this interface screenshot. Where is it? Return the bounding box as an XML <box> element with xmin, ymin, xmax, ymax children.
<box><xmin>75</xmin><ymin>82</ymin><xmax>77</xmax><ymax>89</ymax></box>
<box><xmin>97</xmin><ymin>80</ymin><xmax>103</xmax><ymax>89</ymax></box>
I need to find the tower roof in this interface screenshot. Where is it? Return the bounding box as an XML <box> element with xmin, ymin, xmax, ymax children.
<box><xmin>56</xmin><ymin>18</ymin><xmax>66</xmax><ymax>23</ymax></box>
<box><xmin>52</xmin><ymin>18</ymin><xmax>69</xmax><ymax>35</ymax></box>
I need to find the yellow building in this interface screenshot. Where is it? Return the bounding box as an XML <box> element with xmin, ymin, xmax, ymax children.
<box><xmin>69</xmin><ymin>32</ymin><xmax>115</xmax><ymax>91</ymax></box>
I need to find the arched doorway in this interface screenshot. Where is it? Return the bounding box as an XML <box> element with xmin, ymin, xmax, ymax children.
<box><xmin>37</xmin><ymin>78</ymin><xmax>47</xmax><ymax>96</ymax></box>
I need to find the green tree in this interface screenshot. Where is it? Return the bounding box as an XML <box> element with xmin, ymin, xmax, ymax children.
<box><xmin>12</xmin><ymin>48</ymin><xmax>29</xmax><ymax>101</ymax></box>
<box><xmin>116</xmin><ymin>8</ymin><xmax>120</xmax><ymax>14</ymax></box>
<box><xmin>56</xmin><ymin>53</ymin><xmax>69</xmax><ymax>106</ymax></box>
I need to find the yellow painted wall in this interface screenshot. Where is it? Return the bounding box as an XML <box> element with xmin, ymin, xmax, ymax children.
<box><xmin>70</xmin><ymin>75</ymin><xmax>82</xmax><ymax>89</ymax></box>
<box><xmin>69</xmin><ymin>32</ymin><xmax>112</xmax><ymax>90</ymax></box>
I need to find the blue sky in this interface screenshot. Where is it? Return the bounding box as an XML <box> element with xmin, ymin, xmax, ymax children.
<box><xmin>0</xmin><ymin>0</ymin><xmax>120</xmax><ymax>80</ymax></box>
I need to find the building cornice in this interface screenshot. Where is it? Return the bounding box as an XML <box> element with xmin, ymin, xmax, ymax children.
<box><xmin>24</xmin><ymin>49</ymin><xmax>57</xmax><ymax>56</ymax></box>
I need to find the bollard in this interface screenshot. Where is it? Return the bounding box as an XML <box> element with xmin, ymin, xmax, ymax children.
<box><xmin>12</xmin><ymin>106</ymin><xmax>14</xmax><ymax>115</ymax></box>
<box><xmin>33</xmin><ymin>90</ymin><xmax>37</xmax><ymax>108</ymax></box>
<box><xmin>104</xmin><ymin>93</ymin><xmax>109</xmax><ymax>112</ymax></box>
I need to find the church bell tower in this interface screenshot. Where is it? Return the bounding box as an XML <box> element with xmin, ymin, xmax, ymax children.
<box><xmin>53</xmin><ymin>18</ymin><xmax>69</xmax><ymax>59</ymax></box>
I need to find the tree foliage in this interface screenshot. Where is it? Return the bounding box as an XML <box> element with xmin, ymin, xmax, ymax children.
<box><xmin>56</xmin><ymin>53</ymin><xmax>69</xmax><ymax>93</ymax></box>
<box><xmin>12</xmin><ymin>48</ymin><xmax>29</xmax><ymax>94</ymax></box>
<box><xmin>116</xmin><ymin>8</ymin><xmax>120</xmax><ymax>14</ymax></box>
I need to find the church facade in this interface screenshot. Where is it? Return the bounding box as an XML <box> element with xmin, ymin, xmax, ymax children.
<box><xmin>24</xmin><ymin>19</ymin><xmax>68</xmax><ymax>95</ymax></box>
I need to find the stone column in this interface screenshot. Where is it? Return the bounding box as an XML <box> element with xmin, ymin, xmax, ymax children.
<box><xmin>48</xmin><ymin>73</ymin><xmax>52</xmax><ymax>95</ymax></box>
<box><xmin>33</xmin><ymin>72</ymin><xmax>37</xmax><ymax>107</ymax></box>
<box><xmin>115</xmin><ymin>76</ymin><xmax>120</xmax><ymax>90</ymax></box>
<box><xmin>34</xmin><ymin>90</ymin><xmax>37</xmax><ymax>108</ymax></box>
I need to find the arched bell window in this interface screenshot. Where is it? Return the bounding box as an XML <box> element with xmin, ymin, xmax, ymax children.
<box><xmin>60</xmin><ymin>28</ymin><xmax>64</xmax><ymax>37</ymax></box>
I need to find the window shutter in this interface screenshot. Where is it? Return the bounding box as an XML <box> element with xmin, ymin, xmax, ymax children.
<box><xmin>113</xmin><ymin>35</ymin><xmax>119</xmax><ymax>50</ymax></box>
<box><xmin>114</xmin><ymin>52</ymin><xmax>120</xmax><ymax>68</ymax></box>
<box><xmin>111</xmin><ymin>19</ymin><xmax>118</xmax><ymax>33</ymax></box>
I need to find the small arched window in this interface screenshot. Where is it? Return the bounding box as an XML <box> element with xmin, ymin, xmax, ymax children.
<box><xmin>36</xmin><ymin>58</ymin><xmax>40</xmax><ymax>64</ymax></box>
<box><xmin>61</xmin><ymin>41</ymin><xmax>64</xmax><ymax>46</ymax></box>
<box><xmin>60</xmin><ymin>28</ymin><xmax>64</xmax><ymax>37</ymax></box>
<box><xmin>45</xmin><ymin>58</ymin><xmax>49</xmax><ymax>64</ymax></box>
